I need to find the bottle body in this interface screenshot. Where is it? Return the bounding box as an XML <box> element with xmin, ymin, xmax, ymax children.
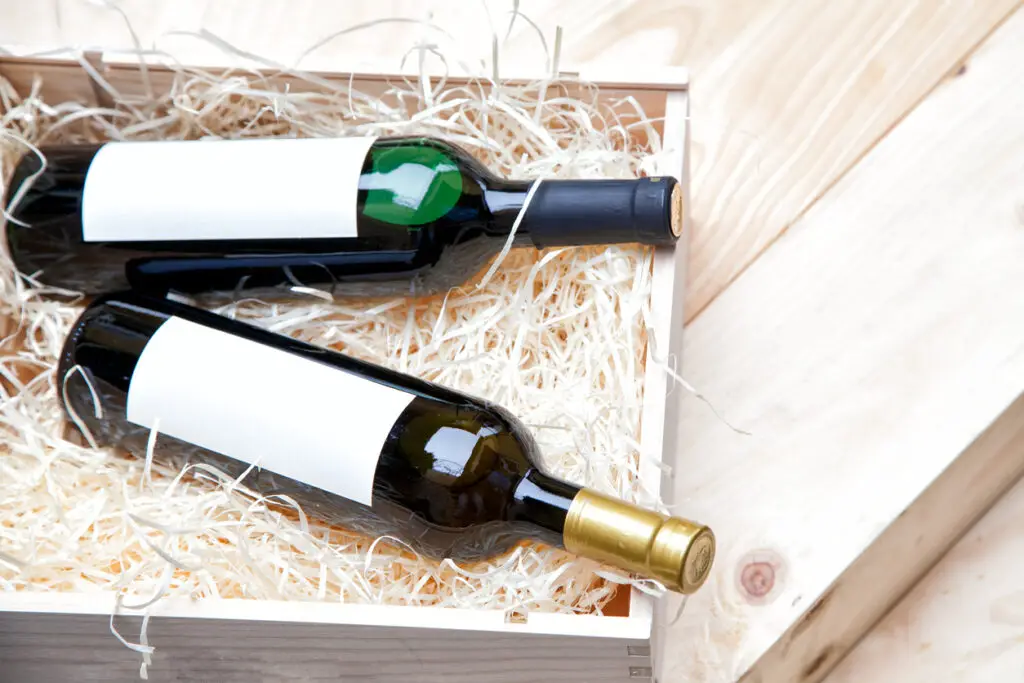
<box><xmin>59</xmin><ymin>290</ymin><xmax>575</xmax><ymax>561</ymax></box>
<box><xmin>59</xmin><ymin>291</ymin><xmax>714</xmax><ymax>592</ymax></box>
<box><xmin>6</xmin><ymin>135</ymin><xmax>683</xmax><ymax>298</ymax></box>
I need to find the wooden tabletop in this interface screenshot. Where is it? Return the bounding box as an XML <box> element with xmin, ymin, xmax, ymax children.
<box><xmin>2</xmin><ymin>1</ymin><xmax>1022</xmax><ymax>682</ymax></box>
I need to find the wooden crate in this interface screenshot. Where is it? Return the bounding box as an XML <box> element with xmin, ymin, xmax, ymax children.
<box><xmin>0</xmin><ymin>51</ymin><xmax>692</xmax><ymax>683</ymax></box>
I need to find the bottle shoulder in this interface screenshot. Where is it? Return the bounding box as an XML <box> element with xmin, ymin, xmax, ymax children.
<box><xmin>375</xmin><ymin>393</ymin><xmax>542</xmax><ymax>527</ymax></box>
<box><xmin>58</xmin><ymin>296</ymin><xmax>169</xmax><ymax>397</ymax></box>
<box><xmin>370</xmin><ymin>135</ymin><xmax>506</xmax><ymax>186</ymax></box>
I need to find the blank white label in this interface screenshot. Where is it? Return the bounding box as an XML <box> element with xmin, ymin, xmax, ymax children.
<box><xmin>82</xmin><ymin>136</ymin><xmax>377</xmax><ymax>242</ymax></box>
<box><xmin>126</xmin><ymin>316</ymin><xmax>415</xmax><ymax>506</ymax></box>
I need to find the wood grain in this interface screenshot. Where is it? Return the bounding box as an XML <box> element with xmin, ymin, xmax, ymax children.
<box><xmin>655</xmin><ymin>7</ymin><xmax>1024</xmax><ymax>683</ymax></box>
<box><xmin>0</xmin><ymin>0</ymin><xmax>1016</xmax><ymax>321</ymax></box>
<box><xmin>2</xmin><ymin>2</ymin><xmax>1023</xmax><ymax>681</ymax></box>
<box><xmin>0</xmin><ymin>610</ymin><xmax>650</xmax><ymax>683</ymax></box>
<box><xmin>826</xmin><ymin>477</ymin><xmax>1024</xmax><ymax>683</ymax></box>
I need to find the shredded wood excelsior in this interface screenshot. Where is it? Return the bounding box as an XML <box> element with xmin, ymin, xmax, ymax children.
<box><xmin>0</xmin><ymin>28</ymin><xmax>676</xmax><ymax>642</ymax></box>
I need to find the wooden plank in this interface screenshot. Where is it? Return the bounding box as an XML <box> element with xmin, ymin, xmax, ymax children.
<box><xmin>656</xmin><ymin>7</ymin><xmax>1024</xmax><ymax>683</ymax></box>
<box><xmin>0</xmin><ymin>609</ymin><xmax>649</xmax><ymax>683</ymax></box>
<box><xmin>825</xmin><ymin>476</ymin><xmax>1024</xmax><ymax>683</ymax></box>
<box><xmin>0</xmin><ymin>0</ymin><xmax>1016</xmax><ymax>320</ymax></box>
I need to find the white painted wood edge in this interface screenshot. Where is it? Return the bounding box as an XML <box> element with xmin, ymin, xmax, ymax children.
<box><xmin>644</xmin><ymin>87</ymin><xmax>692</xmax><ymax>667</ymax></box>
<box><xmin>630</xmin><ymin>88</ymin><xmax>691</xmax><ymax>628</ymax></box>
<box><xmin>0</xmin><ymin>591</ymin><xmax>652</xmax><ymax>640</ymax></box>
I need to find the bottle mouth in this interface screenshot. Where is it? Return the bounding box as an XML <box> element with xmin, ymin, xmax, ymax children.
<box><xmin>670</xmin><ymin>182</ymin><xmax>684</xmax><ymax>238</ymax></box>
<box><xmin>562</xmin><ymin>488</ymin><xmax>715</xmax><ymax>594</ymax></box>
<box><xmin>628</xmin><ymin>175</ymin><xmax>684</xmax><ymax>245</ymax></box>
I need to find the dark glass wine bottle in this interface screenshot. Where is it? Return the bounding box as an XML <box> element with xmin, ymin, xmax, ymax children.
<box><xmin>58</xmin><ymin>290</ymin><xmax>714</xmax><ymax>594</ymax></box>
<box><xmin>5</xmin><ymin>135</ymin><xmax>683</xmax><ymax>298</ymax></box>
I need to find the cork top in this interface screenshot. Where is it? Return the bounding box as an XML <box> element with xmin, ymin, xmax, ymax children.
<box><xmin>670</xmin><ymin>181</ymin><xmax>684</xmax><ymax>238</ymax></box>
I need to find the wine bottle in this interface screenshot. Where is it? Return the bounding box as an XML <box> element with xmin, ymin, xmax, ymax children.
<box><xmin>58</xmin><ymin>290</ymin><xmax>714</xmax><ymax>594</ymax></box>
<box><xmin>6</xmin><ymin>135</ymin><xmax>683</xmax><ymax>298</ymax></box>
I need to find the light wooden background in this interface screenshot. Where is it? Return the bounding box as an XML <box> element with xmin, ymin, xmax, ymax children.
<box><xmin>2</xmin><ymin>1</ymin><xmax>1024</xmax><ymax>682</ymax></box>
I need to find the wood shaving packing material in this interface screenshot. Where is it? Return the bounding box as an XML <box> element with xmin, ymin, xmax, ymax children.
<box><xmin>0</xmin><ymin>41</ymin><xmax>673</xmax><ymax>628</ymax></box>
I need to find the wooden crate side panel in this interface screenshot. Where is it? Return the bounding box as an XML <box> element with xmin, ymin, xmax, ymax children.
<box><xmin>638</xmin><ymin>88</ymin><xmax>691</xmax><ymax>639</ymax></box>
<box><xmin>0</xmin><ymin>610</ymin><xmax>652</xmax><ymax>683</ymax></box>
<box><xmin>0</xmin><ymin>54</ymin><xmax>679</xmax><ymax>138</ymax></box>
<box><xmin>639</xmin><ymin>90</ymin><xmax>691</xmax><ymax>504</ymax></box>
<box><xmin>0</xmin><ymin>591</ymin><xmax>654</xmax><ymax>640</ymax></box>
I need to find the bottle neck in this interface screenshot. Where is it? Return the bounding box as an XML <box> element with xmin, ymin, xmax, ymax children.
<box><xmin>483</xmin><ymin>181</ymin><xmax>538</xmax><ymax>246</ymax></box>
<box><xmin>483</xmin><ymin>176</ymin><xmax>683</xmax><ymax>249</ymax></box>
<box><xmin>509</xmin><ymin>469</ymin><xmax>580</xmax><ymax>539</ymax></box>
<box><xmin>512</xmin><ymin>475</ymin><xmax>717</xmax><ymax>595</ymax></box>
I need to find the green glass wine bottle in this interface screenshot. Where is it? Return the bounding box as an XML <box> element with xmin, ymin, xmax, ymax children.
<box><xmin>58</xmin><ymin>290</ymin><xmax>715</xmax><ymax>594</ymax></box>
<box><xmin>5</xmin><ymin>135</ymin><xmax>683</xmax><ymax>298</ymax></box>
